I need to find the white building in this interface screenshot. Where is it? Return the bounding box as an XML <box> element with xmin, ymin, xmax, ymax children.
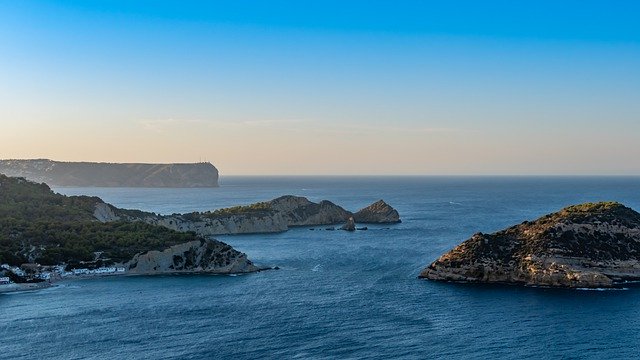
<box><xmin>0</xmin><ymin>277</ymin><xmax>11</xmax><ymax>285</ymax></box>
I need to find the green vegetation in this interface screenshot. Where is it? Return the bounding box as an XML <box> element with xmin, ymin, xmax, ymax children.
<box><xmin>561</xmin><ymin>202</ymin><xmax>624</xmax><ymax>214</ymax></box>
<box><xmin>200</xmin><ymin>202</ymin><xmax>273</xmax><ymax>219</ymax></box>
<box><xmin>0</xmin><ymin>175</ymin><xmax>200</xmax><ymax>266</ymax></box>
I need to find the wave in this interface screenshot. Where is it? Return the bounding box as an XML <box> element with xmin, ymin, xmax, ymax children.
<box><xmin>576</xmin><ymin>287</ymin><xmax>629</xmax><ymax>291</ymax></box>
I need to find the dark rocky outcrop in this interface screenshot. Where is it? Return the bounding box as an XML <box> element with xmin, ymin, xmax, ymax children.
<box><xmin>268</xmin><ymin>196</ymin><xmax>352</xmax><ymax>226</ymax></box>
<box><xmin>420</xmin><ymin>202</ymin><xmax>640</xmax><ymax>288</ymax></box>
<box><xmin>341</xmin><ymin>217</ymin><xmax>356</xmax><ymax>231</ymax></box>
<box><xmin>126</xmin><ymin>239</ymin><xmax>259</xmax><ymax>274</ymax></box>
<box><xmin>353</xmin><ymin>200</ymin><xmax>401</xmax><ymax>223</ymax></box>
<box><xmin>0</xmin><ymin>159</ymin><xmax>219</xmax><ymax>187</ymax></box>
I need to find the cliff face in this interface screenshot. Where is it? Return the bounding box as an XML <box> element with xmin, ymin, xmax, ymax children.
<box><xmin>96</xmin><ymin>203</ymin><xmax>289</xmax><ymax>236</ymax></box>
<box><xmin>353</xmin><ymin>200</ymin><xmax>401</xmax><ymax>223</ymax></box>
<box><xmin>95</xmin><ymin>195</ymin><xmax>401</xmax><ymax>236</ymax></box>
<box><xmin>125</xmin><ymin>239</ymin><xmax>259</xmax><ymax>274</ymax></box>
<box><xmin>268</xmin><ymin>196</ymin><xmax>352</xmax><ymax>226</ymax></box>
<box><xmin>0</xmin><ymin>159</ymin><xmax>219</xmax><ymax>187</ymax></box>
<box><xmin>420</xmin><ymin>202</ymin><xmax>640</xmax><ymax>288</ymax></box>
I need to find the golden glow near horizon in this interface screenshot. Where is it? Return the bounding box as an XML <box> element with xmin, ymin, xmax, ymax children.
<box><xmin>1</xmin><ymin>116</ymin><xmax>639</xmax><ymax>175</ymax></box>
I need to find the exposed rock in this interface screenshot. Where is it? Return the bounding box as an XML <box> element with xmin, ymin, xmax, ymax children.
<box><xmin>341</xmin><ymin>217</ymin><xmax>356</xmax><ymax>231</ymax></box>
<box><xmin>353</xmin><ymin>200</ymin><xmax>401</xmax><ymax>223</ymax></box>
<box><xmin>150</xmin><ymin>212</ymin><xmax>289</xmax><ymax>236</ymax></box>
<box><xmin>125</xmin><ymin>239</ymin><xmax>259</xmax><ymax>274</ymax></box>
<box><xmin>420</xmin><ymin>202</ymin><xmax>640</xmax><ymax>288</ymax></box>
<box><xmin>0</xmin><ymin>159</ymin><xmax>219</xmax><ymax>187</ymax></box>
<box><xmin>93</xmin><ymin>203</ymin><xmax>120</xmax><ymax>222</ymax></box>
<box><xmin>268</xmin><ymin>196</ymin><xmax>351</xmax><ymax>226</ymax></box>
<box><xmin>96</xmin><ymin>195</ymin><xmax>401</xmax><ymax>236</ymax></box>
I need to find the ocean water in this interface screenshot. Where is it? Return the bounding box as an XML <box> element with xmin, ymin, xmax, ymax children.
<box><xmin>3</xmin><ymin>176</ymin><xmax>640</xmax><ymax>359</ymax></box>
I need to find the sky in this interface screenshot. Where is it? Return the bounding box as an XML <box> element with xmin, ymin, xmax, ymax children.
<box><xmin>1</xmin><ymin>1</ymin><xmax>639</xmax><ymax>175</ymax></box>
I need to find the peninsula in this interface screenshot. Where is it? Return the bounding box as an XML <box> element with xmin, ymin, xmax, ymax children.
<box><xmin>0</xmin><ymin>159</ymin><xmax>219</xmax><ymax>187</ymax></box>
<box><xmin>94</xmin><ymin>195</ymin><xmax>401</xmax><ymax>236</ymax></box>
<box><xmin>0</xmin><ymin>175</ymin><xmax>257</xmax><ymax>288</ymax></box>
<box><xmin>421</xmin><ymin>202</ymin><xmax>640</xmax><ymax>288</ymax></box>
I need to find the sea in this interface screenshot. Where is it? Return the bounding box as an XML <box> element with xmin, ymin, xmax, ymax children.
<box><xmin>3</xmin><ymin>176</ymin><xmax>640</xmax><ymax>359</ymax></box>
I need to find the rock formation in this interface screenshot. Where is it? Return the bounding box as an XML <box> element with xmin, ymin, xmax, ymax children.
<box><xmin>0</xmin><ymin>159</ymin><xmax>219</xmax><ymax>187</ymax></box>
<box><xmin>268</xmin><ymin>195</ymin><xmax>352</xmax><ymax>226</ymax></box>
<box><xmin>125</xmin><ymin>239</ymin><xmax>259</xmax><ymax>274</ymax></box>
<box><xmin>95</xmin><ymin>195</ymin><xmax>401</xmax><ymax>236</ymax></box>
<box><xmin>353</xmin><ymin>200</ymin><xmax>401</xmax><ymax>223</ymax></box>
<box><xmin>420</xmin><ymin>202</ymin><xmax>640</xmax><ymax>288</ymax></box>
<box><xmin>341</xmin><ymin>217</ymin><xmax>356</xmax><ymax>231</ymax></box>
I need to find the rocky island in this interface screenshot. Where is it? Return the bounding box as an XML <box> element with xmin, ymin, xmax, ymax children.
<box><xmin>0</xmin><ymin>159</ymin><xmax>219</xmax><ymax>187</ymax></box>
<box><xmin>421</xmin><ymin>202</ymin><xmax>640</xmax><ymax>288</ymax></box>
<box><xmin>0</xmin><ymin>174</ymin><xmax>257</xmax><ymax>289</ymax></box>
<box><xmin>94</xmin><ymin>195</ymin><xmax>401</xmax><ymax>236</ymax></box>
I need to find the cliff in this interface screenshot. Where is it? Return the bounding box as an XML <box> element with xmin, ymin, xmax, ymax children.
<box><xmin>420</xmin><ymin>202</ymin><xmax>640</xmax><ymax>288</ymax></box>
<box><xmin>0</xmin><ymin>175</ymin><xmax>256</xmax><ymax>275</ymax></box>
<box><xmin>0</xmin><ymin>159</ymin><xmax>219</xmax><ymax>187</ymax></box>
<box><xmin>267</xmin><ymin>195</ymin><xmax>352</xmax><ymax>226</ymax></box>
<box><xmin>95</xmin><ymin>195</ymin><xmax>401</xmax><ymax>236</ymax></box>
<box><xmin>353</xmin><ymin>200</ymin><xmax>401</xmax><ymax>223</ymax></box>
<box><xmin>125</xmin><ymin>239</ymin><xmax>259</xmax><ymax>274</ymax></box>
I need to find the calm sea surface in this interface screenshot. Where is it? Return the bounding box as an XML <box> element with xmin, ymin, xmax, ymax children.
<box><xmin>3</xmin><ymin>176</ymin><xmax>640</xmax><ymax>359</ymax></box>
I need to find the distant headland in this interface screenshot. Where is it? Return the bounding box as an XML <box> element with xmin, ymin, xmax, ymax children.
<box><xmin>0</xmin><ymin>159</ymin><xmax>219</xmax><ymax>187</ymax></box>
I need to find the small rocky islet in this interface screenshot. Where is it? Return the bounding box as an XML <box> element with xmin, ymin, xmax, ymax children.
<box><xmin>421</xmin><ymin>202</ymin><xmax>640</xmax><ymax>288</ymax></box>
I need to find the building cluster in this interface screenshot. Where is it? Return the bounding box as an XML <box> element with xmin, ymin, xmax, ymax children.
<box><xmin>0</xmin><ymin>263</ymin><xmax>126</xmax><ymax>284</ymax></box>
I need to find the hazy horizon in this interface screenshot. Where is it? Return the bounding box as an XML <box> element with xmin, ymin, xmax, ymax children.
<box><xmin>2</xmin><ymin>1</ymin><xmax>639</xmax><ymax>176</ymax></box>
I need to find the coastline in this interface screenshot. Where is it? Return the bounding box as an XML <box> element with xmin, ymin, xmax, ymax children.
<box><xmin>0</xmin><ymin>265</ymin><xmax>276</xmax><ymax>294</ymax></box>
<box><xmin>0</xmin><ymin>282</ymin><xmax>53</xmax><ymax>294</ymax></box>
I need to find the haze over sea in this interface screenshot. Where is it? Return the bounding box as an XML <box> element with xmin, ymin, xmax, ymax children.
<box><xmin>3</xmin><ymin>176</ymin><xmax>640</xmax><ymax>359</ymax></box>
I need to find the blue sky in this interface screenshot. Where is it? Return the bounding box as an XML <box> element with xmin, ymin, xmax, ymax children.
<box><xmin>1</xmin><ymin>1</ymin><xmax>639</xmax><ymax>175</ymax></box>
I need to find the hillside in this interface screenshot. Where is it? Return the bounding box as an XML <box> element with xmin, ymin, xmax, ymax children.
<box><xmin>0</xmin><ymin>159</ymin><xmax>219</xmax><ymax>187</ymax></box>
<box><xmin>0</xmin><ymin>175</ymin><xmax>255</xmax><ymax>274</ymax></box>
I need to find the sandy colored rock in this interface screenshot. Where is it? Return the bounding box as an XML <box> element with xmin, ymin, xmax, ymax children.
<box><xmin>353</xmin><ymin>200</ymin><xmax>401</xmax><ymax>223</ymax></box>
<box><xmin>96</xmin><ymin>196</ymin><xmax>402</xmax><ymax>236</ymax></box>
<box><xmin>125</xmin><ymin>239</ymin><xmax>259</xmax><ymax>274</ymax></box>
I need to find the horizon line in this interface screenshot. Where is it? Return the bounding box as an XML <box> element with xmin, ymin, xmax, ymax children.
<box><xmin>219</xmin><ymin>174</ymin><xmax>640</xmax><ymax>177</ymax></box>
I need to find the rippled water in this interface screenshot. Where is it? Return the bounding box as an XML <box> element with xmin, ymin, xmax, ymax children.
<box><xmin>3</xmin><ymin>177</ymin><xmax>640</xmax><ymax>359</ymax></box>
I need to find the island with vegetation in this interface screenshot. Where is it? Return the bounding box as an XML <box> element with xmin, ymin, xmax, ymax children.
<box><xmin>0</xmin><ymin>175</ymin><xmax>258</xmax><ymax>290</ymax></box>
<box><xmin>94</xmin><ymin>194</ymin><xmax>401</xmax><ymax>236</ymax></box>
<box><xmin>420</xmin><ymin>202</ymin><xmax>640</xmax><ymax>288</ymax></box>
<box><xmin>0</xmin><ymin>159</ymin><xmax>219</xmax><ymax>187</ymax></box>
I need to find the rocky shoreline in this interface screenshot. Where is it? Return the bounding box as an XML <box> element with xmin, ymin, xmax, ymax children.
<box><xmin>94</xmin><ymin>195</ymin><xmax>401</xmax><ymax>237</ymax></box>
<box><xmin>420</xmin><ymin>202</ymin><xmax>640</xmax><ymax>288</ymax></box>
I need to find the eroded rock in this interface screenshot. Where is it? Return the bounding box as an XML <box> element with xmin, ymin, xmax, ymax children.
<box><xmin>420</xmin><ymin>202</ymin><xmax>640</xmax><ymax>288</ymax></box>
